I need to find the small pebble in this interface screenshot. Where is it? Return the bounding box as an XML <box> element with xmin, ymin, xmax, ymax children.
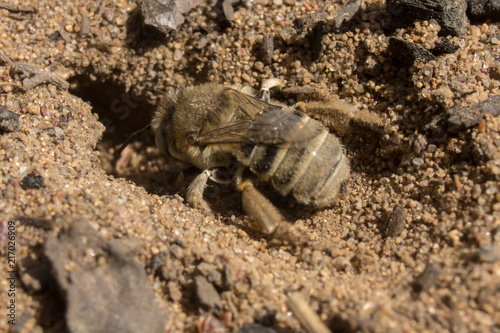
<box><xmin>21</xmin><ymin>173</ymin><xmax>45</xmax><ymax>189</ymax></box>
<box><xmin>412</xmin><ymin>158</ymin><xmax>424</xmax><ymax>166</ymax></box>
<box><xmin>0</xmin><ymin>107</ymin><xmax>20</xmax><ymax>132</ymax></box>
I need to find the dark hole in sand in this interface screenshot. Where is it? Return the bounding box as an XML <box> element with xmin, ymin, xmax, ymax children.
<box><xmin>68</xmin><ymin>74</ymin><xmax>187</xmax><ymax>196</ymax></box>
<box><xmin>68</xmin><ymin>74</ymin><xmax>153</xmax><ymax>143</ymax></box>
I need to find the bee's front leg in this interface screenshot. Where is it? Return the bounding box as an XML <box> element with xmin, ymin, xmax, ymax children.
<box><xmin>299</xmin><ymin>99</ymin><xmax>400</xmax><ymax>146</ymax></box>
<box><xmin>186</xmin><ymin>170</ymin><xmax>212</xmax><ymax>210</ymax></box>
<box><xmin>259</xmin><ymin>78</ymin><xmax>282</xmax><ymax>102</ymax></box>
<box><xmin>187</xmin><ymin>168</ymin><xmax>234</xmax><ymax>209</ymax></box>
<box><xmin>238</xmin><ymin>179</ymin><xmax>308</xmax><ymax>244</ymax></box>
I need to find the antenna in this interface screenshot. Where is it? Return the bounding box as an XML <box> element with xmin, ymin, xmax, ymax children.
<box><xmin>116</xmin><ymin>125</ymin><xmax>152</xmax><ymax>155</ymax></box>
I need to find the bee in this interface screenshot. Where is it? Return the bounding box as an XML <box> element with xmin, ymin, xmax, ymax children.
<box><xmin>147</xmin><ymin>81</ymin><xmax>350</xmax><ymax>242</ymax></box>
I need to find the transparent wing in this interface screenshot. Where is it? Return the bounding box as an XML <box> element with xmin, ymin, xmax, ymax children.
<box><xmin>195</xmin><ymin>89</ymin><xmax>319</xmax><ymax>146</ymax></box>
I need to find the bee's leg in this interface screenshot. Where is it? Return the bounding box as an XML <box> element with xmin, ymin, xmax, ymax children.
<box><xmin>238</xmin><ymin>179</ymin><xmax>281</xmax><ymax>234</ymax></box>
<box><xmin>233</xmin><ymin>166</ymin><xmax>281</xmax><ymax>234</ymax></box>
<box><xmin>260</xmin><ymin>78</ymin><xmax>283</xmax><ymax>102</ymax></box>
<box><xmin>238</xmin><ymin>179</ymin><xmax>308</xmax><ymax>244</ymax></box>
<box><xmin>299</xmin><ymin>100</ymin><xmax>400</xmax><ymax>146</ymax></box>
<box><xmin>187</xmin><ymin>167</ymin><xmax>235</xmax><ymax>209</ymax></box>
<box><xmin>295</xmin><ymin>99</ymin><xmax>354</xmax><ymax>137</ymax></box>
<box><xmin>186</xmin><ymin>170</ymin><xmax>212</xmax><ymax>210</ymax></box>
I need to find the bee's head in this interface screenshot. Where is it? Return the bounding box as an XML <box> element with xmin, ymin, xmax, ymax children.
<box><xmin>152</xmin><ymin>91</ymin><xmax>178</xmax><ymax>156</ymax></box>
<box><xmin>154</xmin><ymin>127</ymin><xmax>168</xmax><ymax>156</ymax></box>
<box><xmin>118</xmin><ymin>91</ymin><xmax>178</xmax><ymax>157</ymax></box>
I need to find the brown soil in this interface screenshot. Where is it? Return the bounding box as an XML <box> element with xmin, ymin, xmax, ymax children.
<box><xmin>0</xmin><ymin>0</ymin><xmax>499</xmax><ymax>332</ymax></box>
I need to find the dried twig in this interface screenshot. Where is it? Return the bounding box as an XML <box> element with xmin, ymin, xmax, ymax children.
<box><xmin>0</xmin><ymin>2</ymin><xmax>36</xmax><ymax>13</ymax></box>
<box><xmin>0</xmin><ymin>82</ymin><xmax>22</xmax><ymax>87</ymax></box>
<box><xmin>286</xmin><ymin>292</ymin><xmax>331</xmax><ymax>333</ymax></box>
<box><xmin>8</xmin><ymin>12</ymin><xmax>31</xmax><ymax>20</ymax></box>
<box><xmin>14</xmin><ymin>62</ymin><xmax>69</xmax><ymax>90</ymax></box>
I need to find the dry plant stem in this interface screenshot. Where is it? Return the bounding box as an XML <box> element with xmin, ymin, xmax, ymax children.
<box><xmin>14</xmin><ymin>62</ymin><xmax>69</xmax><ymax>90</ymax></box>
<box><xmin>286</xmin><ymin>292</ymin><xmax>331</xmax><ymax>333</ymax></box>
<box><xmin>0</xmin><ymin>2</ymin><xmax>36</xmax><ymax>13</ymax></box>
<box><xmin>0</xmin><ymin>82</ymin><xmax>22</xmax><ymax>87</ymax></box>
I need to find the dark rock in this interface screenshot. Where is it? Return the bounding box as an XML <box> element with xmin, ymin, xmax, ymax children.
<box><xmin>0</xmin><ymin>107</ymin><xmax>20</xmax><ymax>132</ymax></box>
<box><xmin>334</xmin><ymin>0</ymin><xmax>365</xmax><ymax>29</ymax></box>
<box><xmin>310</xmin><ymin>21</ymin><xmax>325</xmax><ymax>61</ymax></box>
<box><xmin>389</xmin><ymin>37</ymin><xmax>436</xmax><ymax>64</ymax></box>
<box><xmin>44</xmin><ymin>220</ymin><xmax>166</xmax><ymax>333</ymax></box>
<box><xmin>18</xmin><ymin>217</ymin><xmax>55</xmax><ymax>230</ymax></box>
<box><xmin>412</xmin><ymin>263</ymin><xmax>440</xmax><ymax>293</ymax></box>
<box><xmin>432</xmin><ymin>38</ymin><xmax>461</xmax><ymax>55</ymax></box>
<box><xmin>445</xmin><ymin>95</ymin><xmax>500</xmax><ymax>132</ymax></box>
<box><xmin>293</xmin><ymin>18</ymin><xmax>305</xmax><ymax>33</ymax></box>
<box><xmin>385</xmin><ymin>205</ymin><xmax>406</xmax><ymax>238</ymax></box>
<box><xmin>21</xmin><ymin>173</ymin><xmax>44</xmax><ymax>189</ymax></box>
<box><xmin>467</xmin><ymin>0</ymin><xmax>500</xmax><ymax>21</ymax></box>
<box><xmin>139</xmin><ymin>0</ymin><xmax>205</xmax><ymax>34</ymax></box>
<box><xmin>194</xmin><ymin>275</ymin><xmax>222</xmax><ymax>311</ymax></box>
<box><xmin>79</xmin><ymin>13</ymin><xmax>90</xmax><ymax>36</ymax></box>
<box><xmin>386</xmin><ymin>0</ymin><xmax>469</xmax><ymax>36</ymax></box>
<box><xmin>47</xmin><ymin>31</ymin><xmax>62</xmax><ymax>42</ymax></box>
<box><xmin>256</xmin><ymin>34</ymin><xmax>274</xmax><ymax>65</ymax></box>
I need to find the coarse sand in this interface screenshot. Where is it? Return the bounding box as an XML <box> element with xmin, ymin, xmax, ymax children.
<box><xmin>0</xmin><ymin>0</ymin><xmax>499</xmax><ymax>332</ymax></box>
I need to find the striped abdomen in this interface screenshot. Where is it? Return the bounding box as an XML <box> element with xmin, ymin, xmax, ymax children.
<box><xmin>236</xmin><ymin>113</ymin><xmax>350</xmax><ymax>208</ymax></box>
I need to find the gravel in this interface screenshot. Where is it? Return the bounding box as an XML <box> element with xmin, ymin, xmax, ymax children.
<box><xmin>0</xmin><ymin>0</ymin><xmax>499</xmax><ymax>332</ymax></box>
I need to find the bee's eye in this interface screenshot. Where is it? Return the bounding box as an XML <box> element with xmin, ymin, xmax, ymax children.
<box><xmin>186</xmin><ymin>133</ymin><xmax>197</xmax><ymax>145</ymax></box>
<box><xmin>155</xmin><ymin>130</ymin><xmax>168</xmax><ymax>156</ymax></box>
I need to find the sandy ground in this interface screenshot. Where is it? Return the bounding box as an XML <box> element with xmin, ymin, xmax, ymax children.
<box><xmin>0</xmin><ymin>0</ymin><xmax>499</xmax><ymax>332</ymax></box>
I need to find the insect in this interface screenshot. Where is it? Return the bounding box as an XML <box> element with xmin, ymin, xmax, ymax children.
<box><xmin>148</xmin><ymin>81</ymin><xmax>350</xmax><ymax>242</ymax></box>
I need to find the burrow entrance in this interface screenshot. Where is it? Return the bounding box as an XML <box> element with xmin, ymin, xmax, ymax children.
<box><xmin>68</xmin><ymin>75</ymin><xmax>190</xmax><ymax>196</ymax></box>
